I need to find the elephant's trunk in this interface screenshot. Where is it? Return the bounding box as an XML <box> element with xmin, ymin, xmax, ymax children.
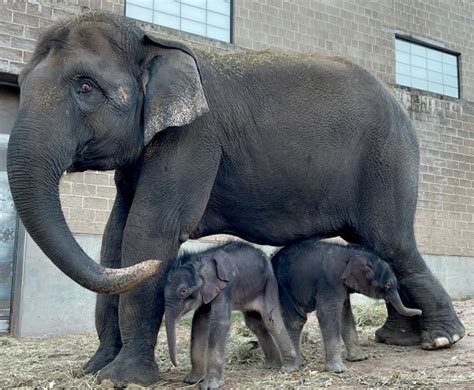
<box><xmin>7</xmin><ymin>118</ymin><xmax>161</xmax><ymax>294</ymax></box>
<box><xmin>386</xmin><ymin>289</ymin><xmax>422</xmax><ymax>317</ymax></box>
<box><xmin>165</xmin><ymin>307</ymin><xmax>180</xmax><ymax>366</ymax></box>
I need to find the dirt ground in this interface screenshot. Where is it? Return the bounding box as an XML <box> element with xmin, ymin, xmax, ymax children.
<box><xmin>1</xmin><ymin>299</ymin><xmax>473</xmax><ymax>389</ymax></box>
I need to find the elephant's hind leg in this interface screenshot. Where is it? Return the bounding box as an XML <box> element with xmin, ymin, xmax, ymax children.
<box><xmin>354</xmin><ymin>227</ymin><xmax>464</xmax><ymax>349</ymax></box>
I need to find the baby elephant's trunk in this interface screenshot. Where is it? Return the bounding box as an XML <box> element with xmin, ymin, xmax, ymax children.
<box><xmin>387</xmin><ymin>290</ymin><xmax>422</xmax><ymax>317</ymax></box>
<box><xmin>165</xmin><ymin>308</ymin><xmax>179</xmax><ymax>366</ymax></box>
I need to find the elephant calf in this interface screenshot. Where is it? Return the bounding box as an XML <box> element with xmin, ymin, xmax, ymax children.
<box><xmin>164</xmin><ymin>242</ymin><xmax>298</xmax><ymax>389</ymax></box>
<box><xmin>269</xmin><ymin>239</ymin><xmax>422</xmax><ymax>373</ymax></box>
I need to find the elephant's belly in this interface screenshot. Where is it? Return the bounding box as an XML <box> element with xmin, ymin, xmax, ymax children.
<box><xmin>195</xmin><ymin>196</ymin><xmax>344</xmax><ymax>246</ymax></box>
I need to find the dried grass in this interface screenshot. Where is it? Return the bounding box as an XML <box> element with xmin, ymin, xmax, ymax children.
<box><xmin>1</xmin><ymin>301</ymin><xmax>473</xmax><ymax>389</ymax></box>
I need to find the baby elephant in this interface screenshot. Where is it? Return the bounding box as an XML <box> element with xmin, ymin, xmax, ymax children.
<box><xmin>270</xmin><ymin>240</ymin><xmax>422</xmax><ymax>373</ymax></box>
<box><xmin>164</xmin><ymin>242</ymin><xmax>298</xmax><ymax>389</ymax></box>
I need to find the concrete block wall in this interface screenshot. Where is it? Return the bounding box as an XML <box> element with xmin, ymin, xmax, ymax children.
<box><xmin>0</xmin><ymin>0</ymin><xmax>473</xmax><ymax>257</ymax></box>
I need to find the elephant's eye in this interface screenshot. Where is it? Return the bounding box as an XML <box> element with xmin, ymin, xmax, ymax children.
<box><xmin>180</xmin><ymin>288</ymin><xmax>190</xmax><ymax>297</ymax></box>
<box><xmin>79</xmin><ymin>81</ymin><xmax>93</xmax><ymax>93</ymax></box>
<box><xmin>385</xmin><ymin>283</ymin><xmax>392</xmax><ymax>289</ymax></box>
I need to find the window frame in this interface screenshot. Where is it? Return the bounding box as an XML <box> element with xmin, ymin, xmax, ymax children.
<box><xmin>395</xmin><ymin>34</ymin><xmax>461</xmax><ymax>99</ymax></box>
<box><xmin>124</xmin><ymin>0</ymin><xmax>234</xmax><ymax>44</ymax></box>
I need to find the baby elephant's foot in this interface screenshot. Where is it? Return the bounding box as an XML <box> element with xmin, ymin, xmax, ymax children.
<box><xmin>199</xmin><ymin>378</ymin><xmax>224</xmax><ymax>390</ymax></box>
<box><xmin>325</xmin><ymin>360</ymin><xmax>347</xmax><ymax>373</ymax></box>
<box><xmin>346</xmin><ymin>349</ymin><xmax>368</xmax><ymax>362</ymax></box>
<box><xmin>184</xmin><ymin>371</ymin><xmax>204</xmax><ymax>384</ymax></box>
<box><xmin>263</xmin><ymin>358</ymin><xmax>282</xmax><ymax>370</ymax></box>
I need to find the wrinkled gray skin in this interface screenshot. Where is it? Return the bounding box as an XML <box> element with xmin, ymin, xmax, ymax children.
<box><xmin>267</xmin><ymin>240</ymin><xmax>422</xmax><ymax>373</ymax></box>
<box><xmin>7</xmin><ymin>12</ymin><xmax>464</xmax><ymax>386</ymax></box>
<box><xmin>164</xmin><ymin>242</ymin><xmax>298</xmax><ymax>389</ymax></box>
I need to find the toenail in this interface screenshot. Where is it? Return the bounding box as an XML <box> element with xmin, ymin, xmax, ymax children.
<box><xmin>434</xmin><ymin>337</ymin><xmax>450</xmax><ymax>348</ymax></box>
<box><xmin>453</xmin><ymin>334</ymin><xmax>460</xmax><ymax>342</ymax></box>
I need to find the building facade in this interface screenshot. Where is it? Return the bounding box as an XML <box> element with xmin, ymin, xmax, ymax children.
<box><xmin>0</xmin><ymin>0</ymin><xmax>473</xmax><ymax>335</ymax></box>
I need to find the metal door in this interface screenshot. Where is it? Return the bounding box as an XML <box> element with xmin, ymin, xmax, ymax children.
<box><xmin>0</xmin><ymin>84</ymin><xmax>19</xmax><ymax>333</ymax></box>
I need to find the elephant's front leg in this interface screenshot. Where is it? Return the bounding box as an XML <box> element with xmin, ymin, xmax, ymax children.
<box><xmin>98</xmin><ymin>230</ymin><xmax>180</xmax><ymax>387</ymax></box>
<box><xmin>341</xmin><ymin>299</ymin><xmax>367</xmax><ymax>362</ymax></box>
<box><xmin>316</xmin><ymin>298</ymin><xmax>346</xmax><ymax>373</ymax></box>
<box><xmin>201</xmin><ymin>298</ymin><xmax>231</xmax><ymax>390</ymax></box>
<box><xmin>184</xmin><ymin>305</ymin><xmax>211</xmax><ymax>384</ymax></box>
<box><xmin>83</xmin><ymin>172</ymin><xmax>135</xmax><ymax>374</ymax></box>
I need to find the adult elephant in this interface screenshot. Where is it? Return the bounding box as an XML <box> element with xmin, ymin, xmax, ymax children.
<box><xmin>7</xmin><ymin>12</ymin><xmax>464</xmax><ymax>386</ymax></box>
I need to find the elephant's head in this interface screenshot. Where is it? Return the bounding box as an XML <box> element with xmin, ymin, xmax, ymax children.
<box><xmin>164</xmin><ymin>252</ymin><xmax>231</xmax><ymax>366</ymax></box>
<box><xmin>342</xmin><ymin>253</ymin><xmax>422</xmax><ymax>317</ymax></box>
<box><xmin>7</xmin><ymin>13</ymin><xmax>208</xmax><ymax>293</ymax></box>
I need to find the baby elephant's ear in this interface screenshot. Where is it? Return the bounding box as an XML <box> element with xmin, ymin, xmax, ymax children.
<box><xmin>202</xmin><ymin>252</ymin><xmax>232</xmax><ymax>304</ymax></box>
<box><xmin>341</xmin><ymin>255</ymin><xmax>374</xmax><ymax>294</ymax></box>
<box><xmin>142</xmin><ymin>35</ymin><xmax>209</xmax><ymax>146</ymax></box>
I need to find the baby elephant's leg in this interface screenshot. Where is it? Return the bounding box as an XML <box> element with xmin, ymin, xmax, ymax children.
<box><xmin>262</xmin><ymin>279</ymin><xmax>300</xmax><ymax>371</ymax></box>
<box><xmin>316</xmin><ymin>298</ymin><xmax>346</xmax><ymax>373</ymax></box>
<box><xmin>244</xmin><ymin>311</ymin><xmax>281</xmax><ymax>368</ymax></box>
<box><xmin>341</xmin><ymin>299</ymin><xmax>368</xmax><ymax>362</ymax></box>
<box><xmin>200</xmin><ymin>300</ymin><xmax>231</xmax><ymax>390</ymax></box>
<box><xmin>185</xmin><ymin>305</ymin><xmax>211</xmax><ymax>384</ymax></box>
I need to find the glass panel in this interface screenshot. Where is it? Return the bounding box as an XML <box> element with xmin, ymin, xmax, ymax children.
<box><xmin>207</xmin><ymin>25</ymin><xmax>230</xmax><ymax>41</ymax></box>
<box><xmin>396</xmin><ymin>62</ymin><xmax>411</xmax><ymax>76</ymax></box>
<box><xmin>181</xmin><ymin>0</ymin><xmax>206</xmax><ymax>8</ymax></box>
<box><xmin>155</xmin><ymin>0</ymin><xmax>180</xmax><ymax>15</ymax></box>
<box><xmin>181</xmin><ymin>18</ymin><xmax>206</xmax><ymax>35</ymax></box>
<box><xmin>442</xmin><ymin>52</ymin><xmax>457</xmax><ymax>66</ymax></box>
<box><xmin>444</xmin><ymin>86</ymin><xmax>459</xmax><ymax>98</ymax></box>
<box><xmin>412</xmin><ymin>67</ymin><xmax>427</xmax><ymax>80</ymax></box>
<box><xmin>396</xmin><ymin>73</ymin><xmax>411</xmax><ymax>87</ymax></box>
<box><xmin>181</xmin><ymin>4</ymin><xmax>206</xmax><ymax>23</ymax></box>
<box><xmin>443</xmin><ymin>64</ymin><xmax>458</xmax><ymax>77</ymax></box>
<box><xmin>126</xmin><ymin>4</ymin><xmax>153</xmax><ymax>23</ymax></box>
<box><xmin>427</xmin><ymin>70</ymin><xmax>443</xmax><ymax>84</ymax></box>
<box><xmin>396</xmin><ymin>51</ymin><xmax>410</xmax><ymax>64</ymax></box>
<box><xmin>426</xmin><ymin>48</ymin><xmax>442</xmax><ymax>61</ymax></box>
<box><xmin>443</xmin><ymin>74</ymin><xmax>458</xmax><ymax>88</ymax></box>
<box><xmin>427</xmin><ymin>59</ymin><xmax>442</xmax><ymax>72</ymax></box>
<box><xmin>428</xmin><ymin>82</ymin><xmax>444</xmax><ymax>94</ymax></box>
<box><xmin>154</xmin><ymin>11</ymin><xmax>180</xmax><ymax>29</ymax></box>
<box><xmin>411</xmin><ymin>78</ymin><xmax>428</xmax><ymax>90</ymax></box>
<box><xmin>395</xmin><ymin>39</ymin><xmax>410</xmax><ymax>53</ymax></box>
<box><xmin>207</xmin><ymin>11</ymin><xmax>230</xmax><ymax>29</ymax></box>
<box><xmin>411</xmin><ymin>44</ymin><xmax>426</xmax><ymax>57</ymax></box>
<box><xmin>411</xmin><ymin>54</ymin><xmax>426</xmax><ymax>68</ymax></box>
<box><xmin>128</xmin><ymin>0</ymin><xmax>153</xmax><ymax>8</ymax></box>
<box><xmin>207</xmin><ymin>0</ymin><xmax>231</xmax><ymax>15</ymax></box>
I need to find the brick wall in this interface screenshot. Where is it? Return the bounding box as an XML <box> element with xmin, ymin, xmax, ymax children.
<box><xmin>1</xmin><ymin>0</ymin><xmax>473</xmax><ymax>256</ymax></box>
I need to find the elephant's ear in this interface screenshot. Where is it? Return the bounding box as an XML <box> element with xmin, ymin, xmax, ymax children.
<box><xmin>201</xmin><ymin>252</ymin><xmax>232</xmax><ymax>304</ymax></box>
<box><xmin>341</xmin><ymin>255</ymin><xmax>374</xmax><ymax>294</ymax></box>
<box><xmin>142</xmin><ymin>34</ymin><xmax>209</xmax><ymax>146</ymax></box>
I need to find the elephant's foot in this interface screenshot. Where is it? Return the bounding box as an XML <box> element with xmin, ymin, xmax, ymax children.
<box><xmin>376</xmin><ymin>273</ymin><xmax>465</xmax><ymax>349</ymax></box>
<box><xmin>199</xmin><ymin>377</ymin><xmax>224</xmax><ymax>390</ymax></box>
<box><xmin>184</xmin><ymin>371</ymin><xmax>204</xmax><ymax>384</ymax></box>
<box><xmin>420</xmin><ymin>316</ymin><xmax>464</xmax><ymax>350</ymax></box>
<box><xmin>97</xmin><ymin>347</ymin><xmax>159</xmax><ymax>387</ymax></box>
<box><xmin>82</xmin><ymin>345</ymin><xmax>121</xmax><ymax>374</ymax></box>
<box><xmin>324</xmin><ymin>359</ymin><xmax>347</xmax><ymax>373</ymax></box>
<box><xmin>375</xmin><ymin>314</ymin><xmax>422</xmax><ymax>346</ymax></box>
<box><xmin>345</xmin><ymin>347</ymin><xmax>368</xmax><ymax>362</ymax></box>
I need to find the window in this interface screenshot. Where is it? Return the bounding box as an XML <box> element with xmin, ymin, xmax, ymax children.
<box><xmin>395</xmin><ymin>37</ymin><xmax>459</xmax><ymax>98</ymax></box>
<box><xmin>126</xmin><ymin>0</ymin><xmax>232</xmax><ymax>43</ymax></box>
